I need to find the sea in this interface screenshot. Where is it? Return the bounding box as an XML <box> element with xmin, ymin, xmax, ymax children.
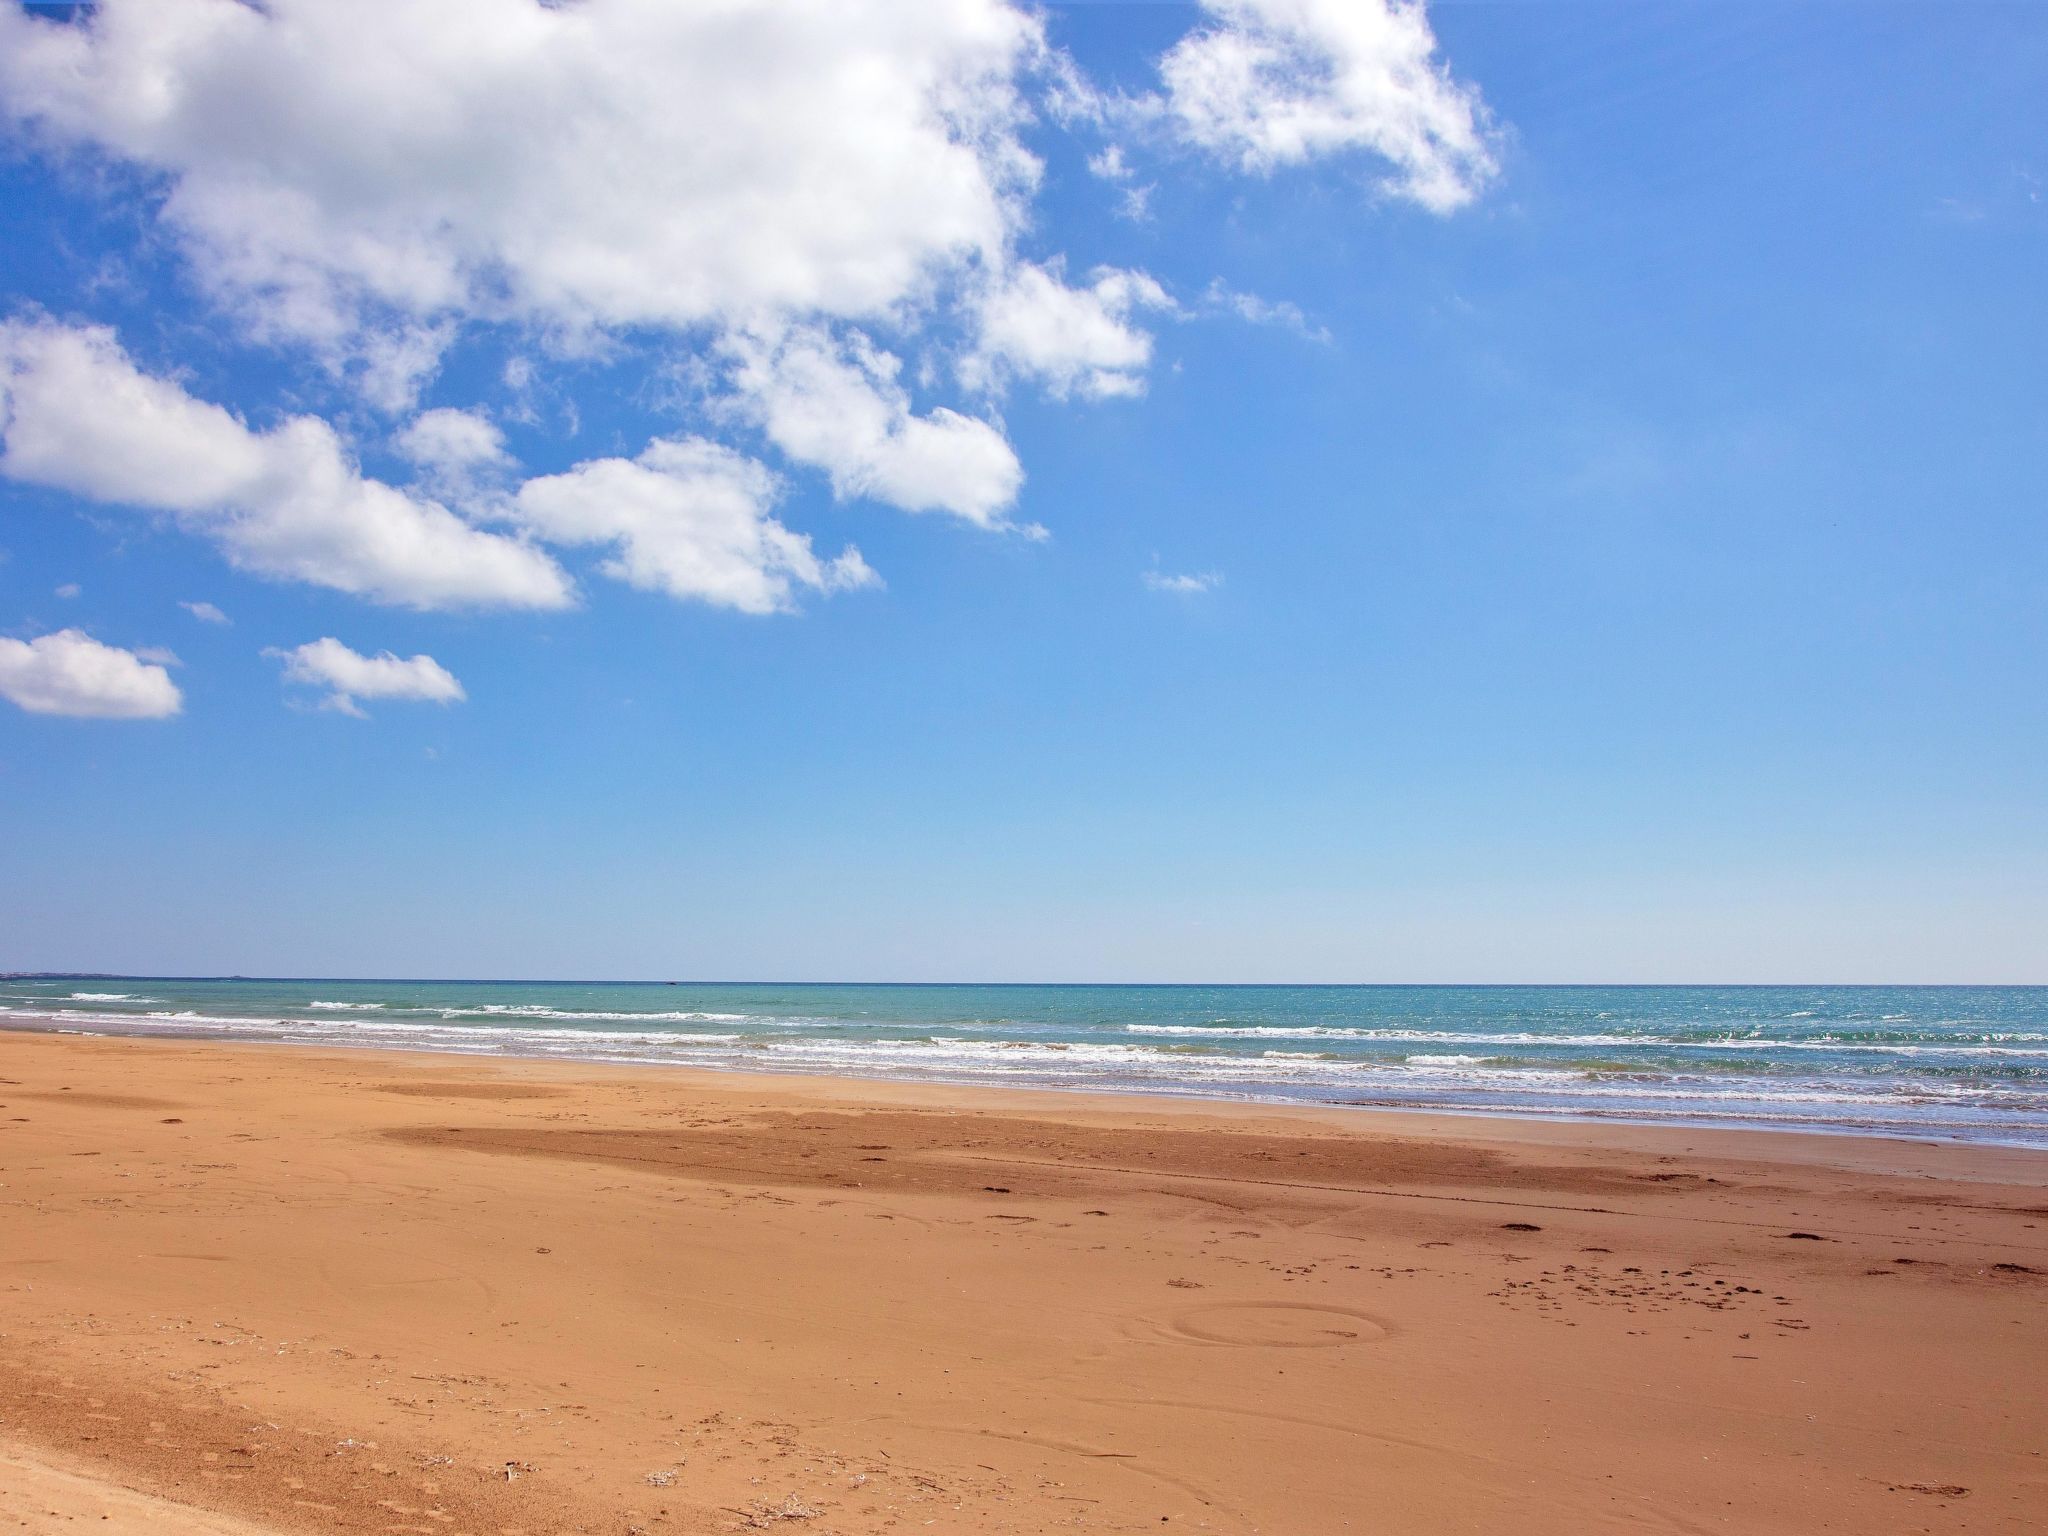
<box><xmin>4</xmin><ymin>979</ymin><xmax>2046</xmax><ymax>1148</ymax></box>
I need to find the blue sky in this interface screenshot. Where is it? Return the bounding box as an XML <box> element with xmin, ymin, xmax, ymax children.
<box><xmin>0</xmin><ymin>0</ymin><xmax>2042</xmax><ymax>981</ymax></box>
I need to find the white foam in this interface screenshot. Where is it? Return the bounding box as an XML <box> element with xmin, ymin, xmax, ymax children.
<box><xmin>1127</xmin><ymin>1024</ymin><xmax>1656</xmax><ymax>1045</ymax></box>
<box><xmin>446</xmin><ymin>1005</ymin><xmax>752</xmax><ymax>1023</ymax></box>
<box><xmin>4</xmin><ymin>995</ymin><xmax>2043</xmax><ymax>1146</ymax></box>
<box><xmin>1123</xmin><ymin>1022</ymin><xmax>2048</xmax><ymax>1054</ymax></box>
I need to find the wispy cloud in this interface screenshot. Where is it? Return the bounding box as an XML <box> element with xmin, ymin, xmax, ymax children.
<box><xmin>1202</xmin><ymin>281</ymin><xmax>1331</xmax><ymax>344</ymax></box>
<box><xmin>1143</xmin><ymin>568</ymin><xmax>1223</xmax><ymax>595</ymax></box>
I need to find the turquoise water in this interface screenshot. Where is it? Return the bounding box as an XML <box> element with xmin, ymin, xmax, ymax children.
<box><xmin>4</xmin><ymin>979</ymin><xmax>2047</xmax><ymax>1147</ymax></box>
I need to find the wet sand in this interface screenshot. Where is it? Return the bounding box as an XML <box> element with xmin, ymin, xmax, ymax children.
<box><xmin>1</xmin><ymin>1029</ymin><xmax>2044</xmax><ymax>1533</ymax></box>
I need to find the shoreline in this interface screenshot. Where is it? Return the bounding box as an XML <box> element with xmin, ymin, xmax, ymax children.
<box><xmin>16</xmin><ymin>1017</ymin><xmax>2048</xmax><ymax>1170</ymax></box>
<box><xmin>3</xmin><ymin>1027</ymin><xmax>2044</xmax><ymax>1533</ymax></box>
<box><xmin>6</xmin><ymin>1007</ymin><xmax>2048</xmax><ymax>1154</ymax></box>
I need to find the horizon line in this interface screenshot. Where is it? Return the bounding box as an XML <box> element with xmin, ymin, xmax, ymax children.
<box><xmin>5</xmin><ymin>974</ymin><xmax>2045</xmax><ymax>990</ymax></box>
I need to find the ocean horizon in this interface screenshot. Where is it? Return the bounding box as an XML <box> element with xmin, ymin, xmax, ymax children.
<box><xmin>7</xmin><ymin>977</ymin><xmax>2046</xmax><ymax>1149</ymax></box>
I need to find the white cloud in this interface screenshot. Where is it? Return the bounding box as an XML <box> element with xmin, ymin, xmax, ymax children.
<box><xmin>1088</xmin><ymin>145</ymin><xmax>1133</xmax><ymax>182</ymax></box>
<box><xmin>0</xmin><ymin>0</ymin><xmax>1044</xmax><ymax>376</ymax></box>
<box><xmin>180</xmin><ymin>600</ymin><xmax>231</xmax><ymax>625</ymax></box>
<box><xmin>967</xmin><ymin>263</ymin><xmax>1174</xmax><ymax>401</ymax></box>
<box><xmin>1085</xmin><ymin>145</ymin><xmax>1155</xmax><ymax>221</ymax></box>
<box><xmin>726</xmin><ymin>328</ymin><xmax>1025</xmax><ymax>529</ymax></box>
<box><xmin>0</xmin><ymin>0</ymin><xmax>1501</xmax><ymax>579</ymax></box>
<box><xmin>1143</xmin><ymin>568</ymin><xmax>1222</xmax><ymax>595</ymax></box>
<box><xmin>394</xmin><ymin>406</ymin><xmax>513</xmax><ymax>505</ymax></box>
<box><xmin>0</xmin><ymin>320</ymin><xmax>572</xmax><ymax>611</ymax></box>
<box><xmin>395</xmin><ymin>408</ymin><xmax>510</xmax><ymax>477</ymax></box>
<box><xmin>1202</xmin><ymin>280</ymin><xmax>1331</xmax><ymax>343</ymax></box>
<box><xmin>513</xmin><ymin>437</ymin><xmax>875</xmax><ymax>616</ymax></box>
<box><xmin>268</xmin><ymin>636</ymin><xmax>464</xmax><ymax>717</ymax></box>
<box><xmin>54</xmin><ymin>581</ymin><xmax>80</xmax><ymax>599</ymax></box>
<box><xmin>353</xmin><ymin>322</ymin><xmax>454</xmax><ymax>414</ymax></box>
<box><xmin>0</xmin><ymin>628</ymin><xmax>182</xmax><ymax>718</ymax></box>
<box><xmin>1158</xmin><ymin>0</ymin><xmax>1497</xmax><ymax>212</ymax></box>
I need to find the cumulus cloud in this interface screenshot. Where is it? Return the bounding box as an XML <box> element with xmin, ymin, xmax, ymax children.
<box><xmin>513</xmin><ymin>438</ymin><xmax>875</xmax><ymax>615</ymax></box>
<box><xmin>181</xmin><ymin>600</ymin><xmax>231</xmax><ymax>625</ymax></box>
<box><xmin>967</xmin><ymin>263</ymin><xmax>1174</xmax><ymax>401</ymax></box>
<box><xmin>0</xmin><ymin>320</ymin><xmax>572</xmax><ymax>611</ymax></box>
<box><xmin>1158</xmin><ymin>0</ymin><xmax>1497</xmax><ymax>212</ymax></box>
<box><xmin>268</xmin><ymin>636</ymin><xmax>464</xmax><ymax>717</ymax></box>
<box><xmin>0</xmin><ymin>628</ymin><xmax>182</xmax><ymax>718</ymax></box>
<box><xmin>0</xmin><ymin>0</ymin><xmax>1500</xmax><ymax>594</ymax></box>
<box><xmin>0</xmin><ymin>0</ymin><xmax>1043</xmax><ymax>374</ymax></box>
<box><xmin>726</xmin><ymin>328</ymin><xmax>1025</xmax><ymax>529</ymax></box>
<box><xmin>0</xmin><ymin>321</ymin><xmax>870</xmax><ymax>620</ymax></box>
<box><xmin>1143</xmin><ymin>568</ymin><xmax>1223</xmax><ymax>594</ymax></box>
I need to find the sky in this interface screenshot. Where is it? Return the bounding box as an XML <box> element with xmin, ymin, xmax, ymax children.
<box><xmin>0</xmin><ymin>0</ymin><xmax>2043</xmax><ymax>983</ymax></box>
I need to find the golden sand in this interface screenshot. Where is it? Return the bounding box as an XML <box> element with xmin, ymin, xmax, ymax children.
<box><xmin>2</xmin><ymin>1030</ymin><xmax>2043</xmax><ymax>1532</ymax></box>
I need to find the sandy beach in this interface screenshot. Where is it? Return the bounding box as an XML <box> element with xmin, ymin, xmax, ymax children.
<box><xmin>1</xmin><ymin>1029</ymin><xmax>2043</xmax><ymax>1534</ymax></box>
